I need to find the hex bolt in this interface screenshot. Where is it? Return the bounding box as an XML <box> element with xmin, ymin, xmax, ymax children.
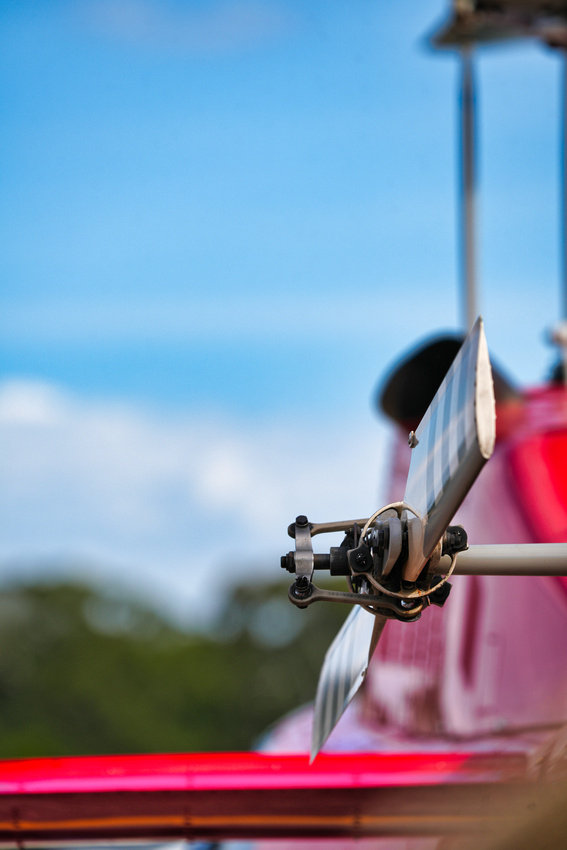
<box><xmin>292</xmin><ymin>575</ymin><xmax>312</xmax><ymax>599</ymax></box>
<box><xmin>408</xmin><ymin>431</ymin><xmax>419</xmax><ymax>449</ymax></box>
<box><xmin>442</xmin><ymin>525</ymin><xmax>468</xmax><ymax>556</ymax></box>
<box><xmin>295</xmin><ymin>515</ymin><xmax>309</xmax><ymax>527</ymax></box>
<box><xmin>281</xmin><ymin>553</ymin><xmax>295</xmax><ymax>572</ymax></box>
<box><xmin>350</xmin><ymin>550</ymin><xmax>371</xmax><ymax>573</ymax></box>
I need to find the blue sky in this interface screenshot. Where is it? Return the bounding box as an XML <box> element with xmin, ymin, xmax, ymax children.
<box><xmin>0</xmin><ymin>0</ymin><xmax>562</xmax><ymax>623</ymax></box>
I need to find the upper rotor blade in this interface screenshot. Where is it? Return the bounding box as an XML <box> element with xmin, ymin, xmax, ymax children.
<box><xmin>404</xmin><ymin>317</ymin><xmax>495</xmax><ymax>576</ymax></box>
<box><xmin>311</xmin><ymin>608</ymin><xmax>386</xmax><ymax>761</ymax></box>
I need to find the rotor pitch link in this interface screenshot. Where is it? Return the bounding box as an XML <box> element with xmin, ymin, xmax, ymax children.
<box><xmin>288</xmin><ymin>580</ymin><xmax>424</xmax><ymax>620</ymax></box>
<box><xmin>287</xmin><ymin>517</ymin><xmax>369</xmax><ymax>538</ymax></box>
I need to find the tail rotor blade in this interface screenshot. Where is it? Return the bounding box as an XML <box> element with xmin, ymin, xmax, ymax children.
<box><xmin>403</xmin><ymin>316</ymin><xmax>495</xmax><ymax>580</ymax></box>
<box><xmin>311</xmin><ymin>608</ymin><xmax>387</xmax><ymax>760</ymax></box>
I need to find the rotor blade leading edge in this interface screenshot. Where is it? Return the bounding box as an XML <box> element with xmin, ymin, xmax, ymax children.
<box><xmin>311</xmin><ymin>608</ymin><xmax>386</xmax><ymax>761</ymax></box>
<box><xmin>403</xmin><ymin>316</ymin><xmax>495</xmax><ymax>576</ymax></box>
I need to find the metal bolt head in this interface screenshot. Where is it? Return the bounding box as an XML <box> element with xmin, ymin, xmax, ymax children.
<box><xmin>291</xmin><ymin>576</ymin><xmax>312</xmax><ymax>600</ymax></box>
<box><xmin>295</xmin><ymin>515</ymin><xmax>309</xmax><ymax>527</ymax></box>
<box><xmin>350</xmin><ymin>550</ymin><xmax>370</xmax><ymax>573</ymax></box>
<box><xmin>281</xmin><ymin>552</ymin><xmax>295</xmax><ymax>572</ymax></box>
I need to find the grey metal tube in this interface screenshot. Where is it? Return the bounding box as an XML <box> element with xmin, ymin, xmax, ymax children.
<box><xmin>563</xmin><ymin>52</ymin><xmax>567</xmax><ymax>323</ymax></box>
<box><xmin>442</xmin><ymin>543</ymin><xmax>567</xmax><ymax>576</ymax></box>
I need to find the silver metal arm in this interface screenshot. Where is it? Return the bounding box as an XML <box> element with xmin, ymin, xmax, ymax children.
<box><xmin>563</xmin><ymin>53</ymin><xmax>567</xmax><ymax>323</ymax></box>
<box><xmin>440</xmin><ymin>543</ymin><xmax>567</xmax><ymax>576</ymax></box>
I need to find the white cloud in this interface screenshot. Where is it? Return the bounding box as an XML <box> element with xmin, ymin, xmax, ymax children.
<box><xmin>0</xmin><ymin>379</ymin><xmax>390</xmax><ymax>625</ymax></box>
<box><xmin>0</xmin><ymin>380</ymin><xmax>68</xmax><ymax>426</ymax></box>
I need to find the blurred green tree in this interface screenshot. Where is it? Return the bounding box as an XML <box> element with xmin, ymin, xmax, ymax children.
<box><xmin>0</xmin><ymin>578</ymin><xmax>348</xmax><ymax>756</ymax></box>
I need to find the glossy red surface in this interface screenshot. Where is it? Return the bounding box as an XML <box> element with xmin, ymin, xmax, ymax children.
<box><xmin>0</xmin><ymin>751</ymin><xmax>532</xmax><ymax>843</ymax></box>
<box><xmin>507</xmin><ymin>389</ymin><xmax>567</xmax><ymax>542</ymax></box>
<box><xmin>0</xmin><ymin>750</ymin><xmax>519</xmax><ymax>793</ymax></box>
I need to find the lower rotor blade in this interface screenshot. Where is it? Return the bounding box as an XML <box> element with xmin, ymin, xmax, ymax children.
<box><xmin>311</xmin><ymin>608</ymin><xmax>387</xmax><ymax>761</ymax></box>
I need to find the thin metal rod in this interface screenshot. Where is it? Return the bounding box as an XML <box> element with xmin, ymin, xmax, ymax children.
<box><xmin>563</xmin><ymin>53</ymin><xmax>567</xmax><ymax>322</ymax></box>
<box><xmin>460</xmin><ymin>47</ymin><xmax>478</xmax><ymax>331</ymax></box>
<box><xmin>444</xmin><ymin>543</ymin><xmax>567</xmax><ymax>576</ymax></box>
<box><xmin>561</xmin><ymin>52</ymin><xmax>567</xmax><ymax>387</ymax></box>
<box><xmin>307</xmin><ymin>518</ymin><xmax>369</xmax><ymax>537</ymax></box>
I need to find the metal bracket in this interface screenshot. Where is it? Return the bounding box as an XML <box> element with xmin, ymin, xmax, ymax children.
<box><xmin>293</xmin><ymin>516</ymin><xmax>314</xmax><ymax>582</ymax></box>
<box><xmin>288</xmin><ymin>581</ymin><xmax>424</xmax><ymax>621</ymax></box>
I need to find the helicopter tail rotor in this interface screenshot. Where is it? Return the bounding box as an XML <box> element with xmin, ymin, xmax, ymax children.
<box><xmin>284</xmin><ymin>318</ymin><xmax>496</xmax><ymax>758</ymax></box>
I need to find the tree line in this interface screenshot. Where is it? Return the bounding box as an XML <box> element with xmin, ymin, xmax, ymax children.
<box><xmin>0</xmin><ymin>578</ymin><xmax>347</xmax><ymax>756</ymax></box>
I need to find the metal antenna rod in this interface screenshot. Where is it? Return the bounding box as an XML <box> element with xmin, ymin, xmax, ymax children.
<box><xmin>460</xmin><ymin>47</ymin><xmax>478</xmax><ymax>331</ymax></box>
<box><xmin>556</xmin><ymin>50</ymin><xmax>567</xmax><ymax>385</ymax></box>
<box><xmin>562</xmin><ymin>52</ymin><xmax>567</xmax><ymax>322</ymax></box>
